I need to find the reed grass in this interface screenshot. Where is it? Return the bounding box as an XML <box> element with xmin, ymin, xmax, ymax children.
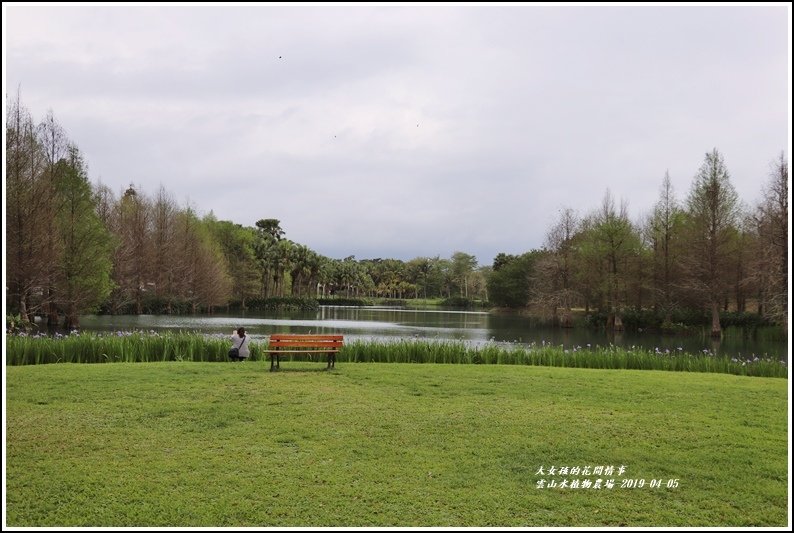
<box><xmin>4</xmin><ymin>332</ymin><xmax>787</xmax><ymax>378</ymax></box>
<box><xmin>339</xmin><ymin>339</ymin><xmax>787</xmax><ymax>377</ymax></box>
<box><xmin>5</xmin><ymin>331</ymin><xmax>264</xmax><ymax>365</ymax></box>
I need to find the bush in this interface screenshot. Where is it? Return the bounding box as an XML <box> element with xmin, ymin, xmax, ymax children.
<box><xmin>586</xmin><ymin>308</ymin><xmax>771</xmax><ymax>332</ymax></box>
<box><xmin>6</xmin><ymin>314</ymin><xmax>37</xmax><ymax>334</ymax></box>
<box><xmin>620</xmin><ymin>309</ymin><xmax>660</xmax><ymax>330</ymax></box>
<box><xmin>379</xmin><ymin>299</ymin><xmax>408</xmax><ymax>307</ymax></box>
<box><xmin>439</xmin><ymin>297</ymin><xmax>490</xmax><ymax>309</ymax></box>
<box><xmin>97</xmin><ymin>297</ymin><xmax>195</xmax><ymax>315</ymax></box>
<box><xmin>583</xmin><ymin>311</ymin><xmax>608</xmax><ymax>329</ymax></box>
<box><xmin>720</xmin><ymin>311</ymin><xmax>771</xmax><ymax>329</ymax></box>
<box><xmin>317</xmin><ymin>298</ymin><xmax>372</xmax><ymax>306</ymax></box>
<box><xmin>238</xmin><ymin>297</ymin><xmax>319</xmax><ymax>311</ymax></box>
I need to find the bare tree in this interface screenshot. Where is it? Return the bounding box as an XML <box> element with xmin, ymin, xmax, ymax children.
<box><xmin>538</xmin><ymin>207</ymin><xmax>580</xmax><ymax>326</ymax></box>
<box><xmin>6</xmin><ymin>93</ymin><xmax>52</xmax><ymax>322</ymax></box>
<box><xmin>151</xmin><ymin>186</ymin><xmax>178</xmax><ymax>312</ymax></box>
<box><xmin>94</xmin><ymin>182</ymin><xmax>117</xmax><ymax>229</ymax></box>
<box><xmin>171</xmin><ymin>207</ymin><xmax>231</xmax><ymax>313</ymax></box>
<box><xmin>451</xmin><ymin>251</ymin><xmax>478</xmax><ymax>298</ymax></box>
<box><xmin>112</xmin><ymin>184</ymin><xmax>152</xmax><ymax>314</ymax></box>
<box><xmin>193</xmin><ymin>228</ymin><xmax>232</xmax><ymax>314</ymax></box>
<box><xmin>752</xmin><ymin>153</ymin><xmax>788</xmax><ymax>329</ymax></box>
<box><xmin>586</xmin><ymin>190</ymin><xmax>641</xmax><ymax>330</ymax></box>
<box><xmin>37</xmin><ymin>110</ymin><xmax>70</xmax><ymax>325</ymax></box>
<box><xmin>644</xmin><ymin>171</ymin><xmax>685</xmax><ymax>324</ymax></box>
<box><xmin>683</xmin><ymin>149</ymin><xmax>740</xmax><ymax>337</ymax></box>
<box><xmin>729</xmin><ymin>212</ymin><xmax>753</xmax><ymax>313</ymax></box>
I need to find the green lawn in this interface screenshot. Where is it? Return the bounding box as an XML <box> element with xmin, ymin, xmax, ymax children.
<box><xmin>5</xmin><ymin>362</ymin><xmax>789</xmax><ymax>527</ymax></box>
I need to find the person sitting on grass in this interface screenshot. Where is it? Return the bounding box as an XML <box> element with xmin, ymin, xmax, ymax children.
<box><xmin>229</xmin><ymin>327</ymin><xmax>249</xmax><ymax>362</ymax></box>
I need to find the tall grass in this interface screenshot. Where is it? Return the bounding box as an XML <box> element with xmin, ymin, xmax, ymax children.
<box><xmin>5</xmin><ymin>332</ymin><xmax>787</xmax><ymax>377</ymax></box>
<box><xmin>5</xmin><ymin>331</ymin><xmax>264</xmax><ymax>365</ymax></box>
<box><xmin>338</xmin><ymin>339</ymin><xmax>788</xmax><ymax>378</ymax></box>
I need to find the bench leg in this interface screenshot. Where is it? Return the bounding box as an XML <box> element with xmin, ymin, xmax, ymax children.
<box><xmin>270</xmin><ymin>353</ymin><xmax>280</xmax><ymax>372</ymax></box>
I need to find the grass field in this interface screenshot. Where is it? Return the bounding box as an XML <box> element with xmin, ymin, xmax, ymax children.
<box><xmin>5</xmin><ymin>361</ymin><xmax>789</xmax><ymax>527</ymax></box>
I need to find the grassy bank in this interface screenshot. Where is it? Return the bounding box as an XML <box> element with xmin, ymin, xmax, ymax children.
<box><xmin>6</xmin><ymin>332</ymin><xmax>787</xmax><ymax>377</ymax></box>
<box><xmin>5</xmin><ymin>362</ymin><xmax>788</xmax><ymax>526</ymax></box>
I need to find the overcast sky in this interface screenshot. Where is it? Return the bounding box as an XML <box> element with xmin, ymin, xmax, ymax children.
<box><xmin>4</xmin><ymin>4</ymin><xmax>790</xmax><ymax>265</ymax></box>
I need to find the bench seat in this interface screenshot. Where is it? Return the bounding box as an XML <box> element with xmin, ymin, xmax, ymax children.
<box><xmin>267</xmin><ymin>334</ymin><xmax>343</xmax><ymax>371</ymax></box>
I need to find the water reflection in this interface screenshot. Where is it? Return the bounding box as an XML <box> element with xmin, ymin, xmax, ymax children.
<box><xmin>76</xmin><ymin>306</ymin><xmax>787</xmax><ymax>360</ymax></box>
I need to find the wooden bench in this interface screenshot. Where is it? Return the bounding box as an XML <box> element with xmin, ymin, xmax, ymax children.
<box><xmin>267</xmin><ymin>334</ymin><xmax>343</xmax><ymax>371</ymax></box>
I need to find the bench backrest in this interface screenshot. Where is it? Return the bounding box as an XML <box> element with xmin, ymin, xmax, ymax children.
<box><xmin>268</xmin><ymin>334</ymin><xmax>344</xmax><ymax>350</ymax></box>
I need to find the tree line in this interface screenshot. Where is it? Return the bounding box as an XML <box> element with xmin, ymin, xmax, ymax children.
<box><xmin>488</xmin><ymin>151</ymin><xmax>788</xmax><ymax>336</ymax></box>
<box><xmin>5</xmin><ymin>95</ymin><xmax>789</xmax><ymax>335</ymax></box>
<box><xmin>5</xmin><ymin>96</ymin><xmax>487</xmax><ymax>328</ymax></box>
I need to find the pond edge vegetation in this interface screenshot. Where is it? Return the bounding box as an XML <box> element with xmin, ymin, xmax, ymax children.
<box><xmin>5</xmin><ymin>331</ymin><xmax>786</xmax><ymax>378</ymax></box>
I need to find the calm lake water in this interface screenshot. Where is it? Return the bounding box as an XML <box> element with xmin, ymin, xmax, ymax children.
<box><xmin>77</xmin><ymin>306</ymin><xmax>789</xmax><ymax>360</ymax></box>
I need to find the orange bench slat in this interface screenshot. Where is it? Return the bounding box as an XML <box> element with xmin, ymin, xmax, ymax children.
<box><xmin>267</xmin><ymin>334</ymin><xmax>344</xmax><ymax>351</ymax></box>
<box><xmin>268</xmin><ymin>343</ymin><xmax>342</xmax><ymax>349</ymax></box>
<box><xmin>268</xmin><ymin>350</ymin><xmax>340</xmax><ymax>354</ymax></box>
<box><xmin>269</xmin><ymin>335</ymin><xmax>343</xmax><ymax>340</ymax></box>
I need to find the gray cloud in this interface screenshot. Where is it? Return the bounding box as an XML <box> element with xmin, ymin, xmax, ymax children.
<box><xmin>5</xmin><ymin>4</ymin><xmax>789</xmax><ymax>265</ymax></box>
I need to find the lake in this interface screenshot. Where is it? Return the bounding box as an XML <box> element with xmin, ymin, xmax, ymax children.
<box><xmin>77</xmin><ymin>306</ymin><xmax>788</xmax><ymax>361</ymax></box>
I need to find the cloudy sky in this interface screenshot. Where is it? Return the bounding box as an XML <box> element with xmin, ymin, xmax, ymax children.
<box><xmin>4</xmin><ymin>4</ymin><xmax>790</xmax><ymax>265</ymax></box>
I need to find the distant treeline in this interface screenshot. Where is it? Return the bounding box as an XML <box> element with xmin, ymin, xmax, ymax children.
<box><xmin>488</xmin><ymin>154</ymin><xmax>788</xmax><ymax>337</ymax></box>
<box><xmin>5</xmin><ymin>95</ymin><xmax>788</xmax><ymax>335</ymax></box>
